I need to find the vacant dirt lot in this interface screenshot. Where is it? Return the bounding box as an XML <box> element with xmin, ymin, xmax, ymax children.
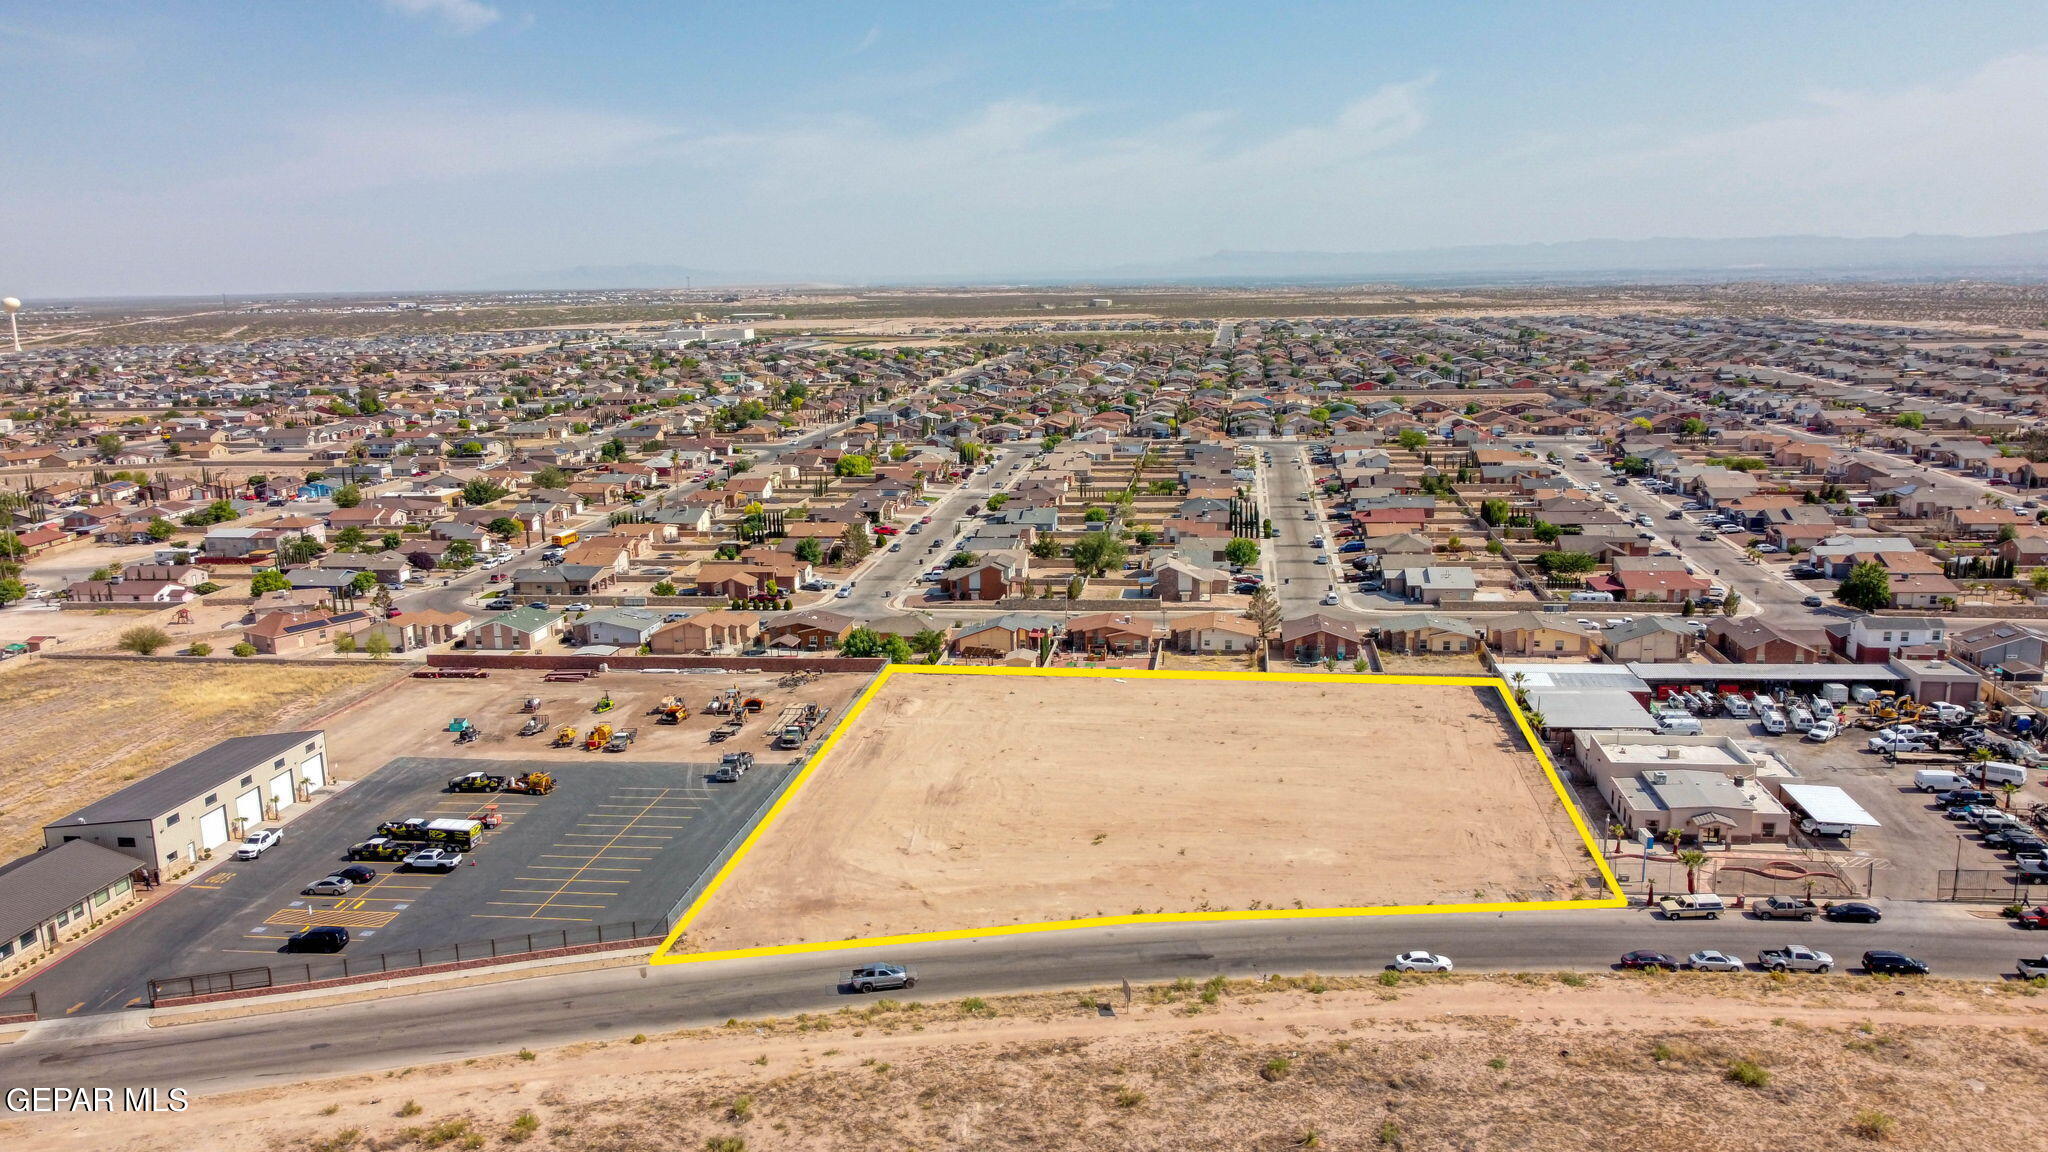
<box><xmin>682</xmin><ymin>671</ymin><xmax>1595</xmax><ymax>955</ymax></box>
<box><xmin>0</xmin><ymin>658</ymin><xmax>402</xmax><ymax>861</ymax></box>
<box><xmin>15</xmin><ymin>975</ymin><xmax>2043</xmax><ymax>1151</ymax></box>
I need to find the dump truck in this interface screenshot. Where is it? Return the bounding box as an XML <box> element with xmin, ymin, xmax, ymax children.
<box><xmin>518</xmin><ymin>714</ymin><xmax>548</xmax><ymax>737</ymax></box>
<box><xmin>711</xmin><ymin>751</ymin><xmax>755</xmax><ymax>782</ymax></box>
<box><xmin>375</xmin><ymin>817</ymin><xmax>485</xmax><ymax>851</ymax></box>
<box><xmin>553</xmin><ymin>725</ymin><xmax>579</xmax><ymax>747</ymax></box>
<box><xmin>603</xmin><ymin>727</ymin><xmax>638</xmax><ymax>753</ymax></box>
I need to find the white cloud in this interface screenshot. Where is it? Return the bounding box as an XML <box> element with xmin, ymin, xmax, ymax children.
<box><xmin>379</xmin><ymin>0</ymin><xmax>502</xmax><ymax>35</ymax></box>
<box><xmin>850</xmin><ymin>25</ymin><xmax>881</xmax><ymax>55</ymax></box>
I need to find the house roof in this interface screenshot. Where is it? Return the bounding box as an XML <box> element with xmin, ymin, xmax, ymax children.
<box><xmin>48</xmin><ymin>732</ymin><xmax>323</xmax><ymax>828</ymax></box>
<box><xmin>0</xmin><ymin>840</ymin><xmax>144</xmax><ymax>944</ymax></box>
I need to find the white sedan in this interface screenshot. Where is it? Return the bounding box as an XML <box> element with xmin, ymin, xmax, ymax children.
<box><xmin>1685</xmin><ymin>950</ymin><xmax>1745</xmax><ymax>972</ymax></box>
<box><xmin>1390</xmin><ymin>951</ymin><xmax>1454</xmax><ymax>973</ymax></box>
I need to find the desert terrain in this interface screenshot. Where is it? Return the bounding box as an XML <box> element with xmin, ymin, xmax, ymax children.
<box><xmin>9</xmin><ymin>973</ymin><xmax>2044</xmax><ymax>1151</ymax></box>
<box><xmin>678</xmin><ymin>671</ymin><xmax>1598</xmax><ymax>956</ymax></box>
<box><xmin>0</xmin><ymin>659</ymin><xmax>402</xmax><ymax>861</ymax></box>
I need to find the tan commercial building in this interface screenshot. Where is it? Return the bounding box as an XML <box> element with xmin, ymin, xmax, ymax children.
<box><xmin>1573</xmin><ymin>731</ymin><xmax>1791</xmax><ymax>845</ymax></box>
<box><xmin>43</xmin><ymin>731</ymin><xmax>329</xmax><ymax>874</ymax></box>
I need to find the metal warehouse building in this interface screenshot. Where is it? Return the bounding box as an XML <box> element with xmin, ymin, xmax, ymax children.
<box><xmin>42</xmin><ymin>731</ymin><xmax>329</xmax><ymax>873</ymax></box>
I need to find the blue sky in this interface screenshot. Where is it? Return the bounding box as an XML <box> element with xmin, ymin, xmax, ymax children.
<box><xmin>4</xmin><ymin>0</ymin><xmax>2048</xmax><ymax>296</ymax></box>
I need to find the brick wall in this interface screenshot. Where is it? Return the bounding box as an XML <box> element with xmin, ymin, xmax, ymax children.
<box><xmin>427</xmin><ymin>652</ymin><xmax>887</xmax><ymax>673</ymax></box>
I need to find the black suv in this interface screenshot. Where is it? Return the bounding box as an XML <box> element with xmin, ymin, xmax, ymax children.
<box><xmin>1938</xmin><ymin>789</ymin><xmax>1996</xmax><ymax>810</ymax></box>
<box><xmin>284</xmin><ymin>926</ymin><xmax>350</xmax><ymax>953</ymax></box>
<box><xmin>1861</xmin><ymin>950</ymin><xmax>1928</xmax><ymax>975</ymax></box>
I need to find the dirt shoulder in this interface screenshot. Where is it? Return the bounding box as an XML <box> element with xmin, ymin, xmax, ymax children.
<box><xmin>10</xmin><ymin>972</ymin><xmax>2046</xmax><ymax>1151</ymax></box>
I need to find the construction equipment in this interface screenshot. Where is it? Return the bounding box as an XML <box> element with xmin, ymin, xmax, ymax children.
<box><xmin>447</xmin><ymin>771</ymin><xmax>555</xmax><ymax>795</ymax></box>
<box><xmin>518</xmin><ymin>714</ymin><xmax>548</xmax><ymax>737</ymax></box>
<box><xmin>584</xmin><ymin>722</ymin><xmax>614</xmax><ymax>751</ymax></box>
<box><xmin>772</xmin><ymin>703</ymin><xmax>829</xmax><ymax>750</ymax></box>
<box><xmin>650</xmin><ymin>695</ymin><xmax>682</xmax><ymax>715</ymax></box>
<box><xmin>521</xmin><ymin>697</ymin><xmax>543</xmax><ymax>713</ymax></box>
<box><xmin>593</xmin><ymin>692</ymin><xmax>615</xmax><ymax>714</ymax></box>
<box><xmin>455</xmin><ymin>725</ymin><xmax>481</xmax><ymax>744</ymax></box>
<box><xmin>704</xmin><ymin>689</ymin><xmax>735</xmax><ymax>715</ymax></box>
<box><xmin>447</xmin><ymin>717</ymin><xmax>473</xmax><ymax>734</ymax></box>
<box><xmin>553</xmin><ymin>725</ymin><xmax>579</xmax><ymax>747</ymax></box>
<box><xmin>709</xmin><ymin>713</ymin><xmax>745</xmax><ymax>743</ymax></box>
<box><xmin>656</xmin><ymin>698</ymin><xmax>688</xmax><ymax>724</ymax></box>
<box><xmin>741</xmin><ymin>696</ymin><xmax>764</xmax><ymax>714</ymax></box>
<box><xmin>603</xmin><ymin>727</ymin><xmax>639</xmax><ymax>753</ymax></box>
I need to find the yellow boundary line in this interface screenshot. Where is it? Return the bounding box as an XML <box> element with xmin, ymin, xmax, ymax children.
<box><xmin>651</xmin><ymin>665</ymin><xmax>1626</xmax><ymax>965</ymax></box>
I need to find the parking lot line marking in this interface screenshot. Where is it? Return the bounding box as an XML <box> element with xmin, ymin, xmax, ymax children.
<box><xmin>511</xmin><ymin>787</ymin><xmax>682</xmax><ymax>919</ymax></box>
<box><xmin>486</xmin><ymin>900</ymin><xmax>609</xmax><ymax>909</ymax></box>
<box><xmin>472</xmin><ymin>913</ymin><xmax>594</xmax><ymax>923</ymax></box>
<box><xmin>515</xmin><ymin>875</ymin><xmax>631</xmax><ymax>882</ymax></box>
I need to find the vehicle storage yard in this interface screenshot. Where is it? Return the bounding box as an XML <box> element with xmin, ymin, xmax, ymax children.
<box><xmin>674</xmin><ymin>670</ymin><xmax>1607</xmax><ymax>957</ymax></box>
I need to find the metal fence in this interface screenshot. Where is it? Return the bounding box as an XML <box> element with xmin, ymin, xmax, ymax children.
<box><xmin>0</xmin><ymin>990</ymin><xmax>38</xmax><ymax>1020</ymax></box>
<box><xmin>1937</xmin><ymin>869</ymin><xmax>2048</xmax><ymax>904</ymax></box>
<box><xmin>148</xmin><ymin>918</ymin><xmax>667</xmax><ymax>1005</ymax></box>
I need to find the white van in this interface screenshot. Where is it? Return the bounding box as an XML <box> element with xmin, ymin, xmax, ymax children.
<box><xmin>1976</xmin><ymin>761</ymin><xmax>2030</xmax><ymax>788</ymax></box>
<box><xmin>1787</xmin><ymin>705</ymin><xmax>1814</xmax><ymax>733</ymax></box>
<box><xmin>1569</xmin><ymin>591</ymin><xmax>1616</xmax><ymax>603</ymax></box>
<box><xmin>1759</xmin><ymin>707</ymin><xmax>1788</xmax><ymax>735</ymax></box>
<box><xmin>1913</xmin><ymin>769</ymin><xmax>1971</xmax><ymax>793</ymax></box>
<box><xmin>1656</xmin><ymin>712</ymin><xmax>1704</xmax><ymax>736</ymax></box>
<box><xmin>1720</xmin><ymin>694</ymin><xmax>1753</xmax><ymax>718</ymax></box>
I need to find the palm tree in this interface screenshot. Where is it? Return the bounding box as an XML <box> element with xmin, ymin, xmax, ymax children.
<box><xmin>1676</xmin><ymin>849</ymin><xmax>1709</xmax><ymax>894</ymax></box>
<box><xmin>2000</xmin><ymin>781</ymin><xmax>2023</xmax><ymax>810</ymax></box>
<box><xmin>1526</xmin><ymin>709</ymin><xmax>1547</xmax><ymax>732</ymax></box>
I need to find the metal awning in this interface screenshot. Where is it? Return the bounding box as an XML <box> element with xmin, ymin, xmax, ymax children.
<box><xmin>1778</xmin><ymin>783</ymin><xmax>1881</xmax><ymax>827</ymax></box>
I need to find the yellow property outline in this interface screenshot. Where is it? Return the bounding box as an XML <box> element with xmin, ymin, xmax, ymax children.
<box><xmin>652</xmin><ymin>665</ymin><xmax>1626</xmax><ymax>965</ymax></box>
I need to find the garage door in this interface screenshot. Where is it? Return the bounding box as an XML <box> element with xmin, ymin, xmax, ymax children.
<box><xmin>235</xmin><ymin>789</ymin><xmax>263</xmax><ymax>828</ymax></box>
<box><xmin>268</xmin><ymin>772</ymin><xmax>295</xmax><ymax>812</ymax></box>
<box><xmin>300</xmin><ymin>755</ymin><xmax>326</xmax><ymax>790</ymax></box>
<box><xmin>198</xmin><ymin>806</ymin><xmax>230</xmax><ymax>851</ymax></box>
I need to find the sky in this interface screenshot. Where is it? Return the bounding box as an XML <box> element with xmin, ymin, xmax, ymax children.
<box><xmin>4</xmin><ymin>0</ymin><xmax>2048</xmax><ymax>297</ymax></box>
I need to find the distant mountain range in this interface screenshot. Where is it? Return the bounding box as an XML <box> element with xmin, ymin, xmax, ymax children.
<box><xmin>484</xmin><ymin>231</ymin><xmax>2048</xmax><ymax>292</ymax></box>
<box><xmin>1095</xmin><ymin>231</ymin><xmax>2048</xmax><ymax>284</ymax></box>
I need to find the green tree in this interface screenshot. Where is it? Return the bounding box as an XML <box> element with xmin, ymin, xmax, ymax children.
<box><xmin>1242</xmin><ymin>586</ymin><xmax>1282</xmax><ymax>651</ymax></box>
<box><xmin>985</xmin><ymin>493</ymin><xmax>1009</xmax><ymax>511</ymax></box>
<box><xmin>533</xmin><ymin>466</ymin><xmax>570</xmax><ymax>489</ymax></box>
<box><xmin>363</xmin><ymin>632</ymin><xmax>392</xmax><ymax>660</ymax></box>
<box><xmin>909</xmin><ymin>628</ymin><xmax>948</xmax><ymax>659</ymax></box>
<box><xmin>1894</xmin><ymin>411</ymin><xmax>1926</xmax><ymax>430</ymax></box>
<box><xmin>1396</xmin><ymin>429</ymin><xmax>1429</xmax><ymax>452</ymax></box>
<box><xmin>332</xmin><ymin>483</ymin><xmax>363</xmax><ymax>508</ymax></box>
<box><xmin>487</xmin><ymin>517</ymin><xmax>522</xmax><ymax>543</ymax></box>
<box><xmin>334</xmin><ymin>526</ymin><xmax>368</xmax><ymax>551</ymax></box>
<box><xmin>1479</xmin><ymin>498</ymin><xmax>1512</xmax><ymax>526</ymax></box>
<box><xmin>1531</xmin><ymin>521</ymin><xmax>1563</xmax><ymax>545</ymax></box>
<box><xmin>834</xmin><ymin>454</ymin><xmax>874</xmax><ymax>478</ymax></box>
<box><xmin>278</xmin><ymin>534</ymin><xmax>324</xmax><ymax>565</ymax></box>
<box><xmin>842</xmin><ymin>522</ymin><xmax>873</xmax><ymax>561</ymax></box>
<box><xmin>1069</xmin><ymin>531</ymin><xmax>1128</xmax><ymax>578</ymax></box>
<box><xmin>1679</xmin><ymin>417</ymin><xmax>1709</xmax><ymax>439</ymax></box>
<box><xmin>1535</xmin><ymin>550</ymin><xmax>1598</xmax><ymax>575</ymax></box>
<box><xmin>94</xmin><ymin>433</ymin><xmax>124</xmax><ymax>459</ymax></box>
<box><xmin>839</xmin><ymin>626</ymin><xmax>886</xmax><ymax>657</ymax></box>
<box><xmin>461</xmin><ymin>478</ymin><xmax>508</xmax><ymax>506</ymax></box>
<box><xmin>445</xmin><ymin>540</ymin><xmax>476</xmax><ymax>568</ymax></box>
<box><xmin>231</xmin><ymin>642</ymin><xmax>256</xmax><ymax>657</ymax></box>
<box><xmin>1835</xmin><ymin>561</ymin><xmax>1892</xmax><ymax>611</ymax></box>
<box><xmin>0</xmin><ymin>578</ymin><xmax>26</xmax><ymax>607</ymax></box>
<box><xmin>249</xmin><ymin>568</ymin><xmax>291</xmax><ymax>595</ymax></box>
<box><xmin>651</xmin><ymin>580</ymin><xmax>678</xmax><ymax>596</ymax></box>
<box><xmin>1223</xmin><ymin>538</ymin><xmax>1260</xmax><ymax>567</ymax></box>
<box><xmin>794</xmin><ymin>537</ymin><xmax>823</xmax><ymax>565</ymax></box>
<box><xmin>145</xmin><ymin>517</ymin><xmax>178</xmax><ymax>542</ymax></box>
<box><xmin>349</xmin><ymin>571</ymin><xmax>379</xmax><ymax>595</ymax></box>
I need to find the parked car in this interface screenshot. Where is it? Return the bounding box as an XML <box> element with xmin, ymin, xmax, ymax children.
<box><xmin>2019</xmin><ymin>906</ymin><xmax>2048</xmax><ymax>929</ymax></box>
<box><xmin>1988</xmin><ymin>829</ymin><xmax>2048</xmax><ymax>853</ymax></box>
<box><xmin>1861</xmin><ymin>950</ymin><xmax>1928</xmax><ymax>975</ymax></box>
<box><xmin>1824</xmin><ymin>902</ymin><xmax>1884</xmax><ymax>924</ymax></box>
<box><xmin>301</xmin><ymin>876</ymin><xmax>354</xmax><ymax>896</ymax></box>
<box><xmin>1938</xmin><ymin>789</ymin><xmax>1997</xmax><ymax>810</ymax></box>
<box><xmin>1390</xmin><ymin>951</ymin><xmax>1453</xmax><ymax>973</ymax></box>
<box><xmin>1618</xmin><ymin>950</ymin><xmax>1680</xmax><ymax>970</ymax></box>
<box><xmin>1758</xmin><ymin>944</ymin><xmax>1834</xmax><ymax>973</ymax></box>
<box><xmin>2018</xmin><ymin>956</ymin><xmax>2048</xmax><ymax>978</ymax></box>
<box><xmin>1685</xmin><ymin>950</ymin><xmax>1745</xmax><ymax>972</ymax></box>
<box><xmin>1801</xmin><ymin>595</ymin><xmax>1825</xmax><ymax>608</ymax></box>
<box><xmin>335</xmin><ymin>864</ymin><xmax>377</xmax><ymax>884</ymax></box>
<box><xmin>403</xmin><ymin>847</ymin><xmax>464</xmax><ymax>871</ymax></box>
<box><xmin>1752</xmin><ymin>896</ymin><xmax>1820</xmax><ymax>921</ymax></box>
<box><xmin>1805</xmin><ymin>720</ymin><xmax>1839</xmax><ymax>743</ymax></box>
<box><xmin>234</xmin><ymin>829</ymin><xmax>284</xmax><ymax>859</ymax></box>
<box><xmin>283</xmin><ymin>926</ymin><xmax>350</xmax><ymax>953</ymax></box>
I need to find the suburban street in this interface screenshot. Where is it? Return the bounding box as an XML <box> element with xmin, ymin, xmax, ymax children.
<box><xmin>2</xmin><ymin>901</ymin><xmax>2035</xmax><ymax>1094</ymax></box>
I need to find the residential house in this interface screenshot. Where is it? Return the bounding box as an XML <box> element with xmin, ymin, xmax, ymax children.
<box><xmin>465</xmin><ymin>607</ymin><xmax>566</xmax><ymax>651</ymax></box>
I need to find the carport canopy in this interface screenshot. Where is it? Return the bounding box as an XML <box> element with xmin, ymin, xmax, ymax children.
<box><xmin>1779</xmin><ymin>783</ymin><xmax>1880</xmax><ymax>827</ymax></box>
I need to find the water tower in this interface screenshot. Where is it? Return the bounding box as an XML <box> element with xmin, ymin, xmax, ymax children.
<box><xmin>2</xmin><ymin>298</ymin><xmax>18</xmax><ymax>353</ymax></box>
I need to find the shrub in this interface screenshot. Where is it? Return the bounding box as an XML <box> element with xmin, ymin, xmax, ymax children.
<box><xmin>1725</xmin><ymin>1059</ymin><xmax>1770</xmax><ymax>1087</ymax></box>
<box><xmin>1377</xmin><ymin>970</ymin><xmax>1401</xmax><ymax>987</ymax></box>
<box><xmin>726</xmin><ymin>1096</ymin><xmax>753</xmax><ymax>1122</ymax></box>
<box><xmin>117</xmin><ymin>626</ymin><xmax>172</xmax><ymax>655</ymax></box>
<box><xmin>1113</xmin><ymin>1085</ymin><xmax>1144</xmax><ymax>1108</ymax></box>
<box><xmin>185</xmin><ymin>642</ymin><xmax>212</xmax><ymax>657</ymax></box>
<box><xmin>704</xmin><ymin>1138</ymin><xmax>746</xmax><ymax>1152</ymax></box>
<box><xmin>231</xmin><ymin>642</ymin><xmax>256</xmax><ymax>657</ymax></box>
<box><xmin>1849</xmin><ymin>1110</ymin><xmax>1895</xmax><ymax>1141</ymax></box>
<box><xmin>1259</xmin><ymin>1056</ymin><xmax>1292</xmax><ymax>1082</ymax></box>
<box><xmin>397</xmin><ymin>1100</ymin><xmax>422</xmax><ymax>1117</ymax></box>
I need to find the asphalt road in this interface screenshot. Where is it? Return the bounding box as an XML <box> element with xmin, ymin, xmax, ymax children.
<box><xmin>4</xmin><ymin>901</ymin><xmax>2040</xmax><ymax>1094</ymax></box>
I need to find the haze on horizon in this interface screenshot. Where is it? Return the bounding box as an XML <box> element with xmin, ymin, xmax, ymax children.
<box><xmin>5</xmin><ymin>0</ymin><xmax>2048</xmax><ymax>299</ymax></box>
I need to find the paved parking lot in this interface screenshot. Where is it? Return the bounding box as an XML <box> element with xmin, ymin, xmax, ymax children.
<box><xmin>22</xmin><ymin>754</ymin><xmax>799</xmax><ymax>1014</ymax></box>
<box><xmin>1694</xmin><ymin>717</ymin><xmax>2014</xmax><ymax>899</ymax></box>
